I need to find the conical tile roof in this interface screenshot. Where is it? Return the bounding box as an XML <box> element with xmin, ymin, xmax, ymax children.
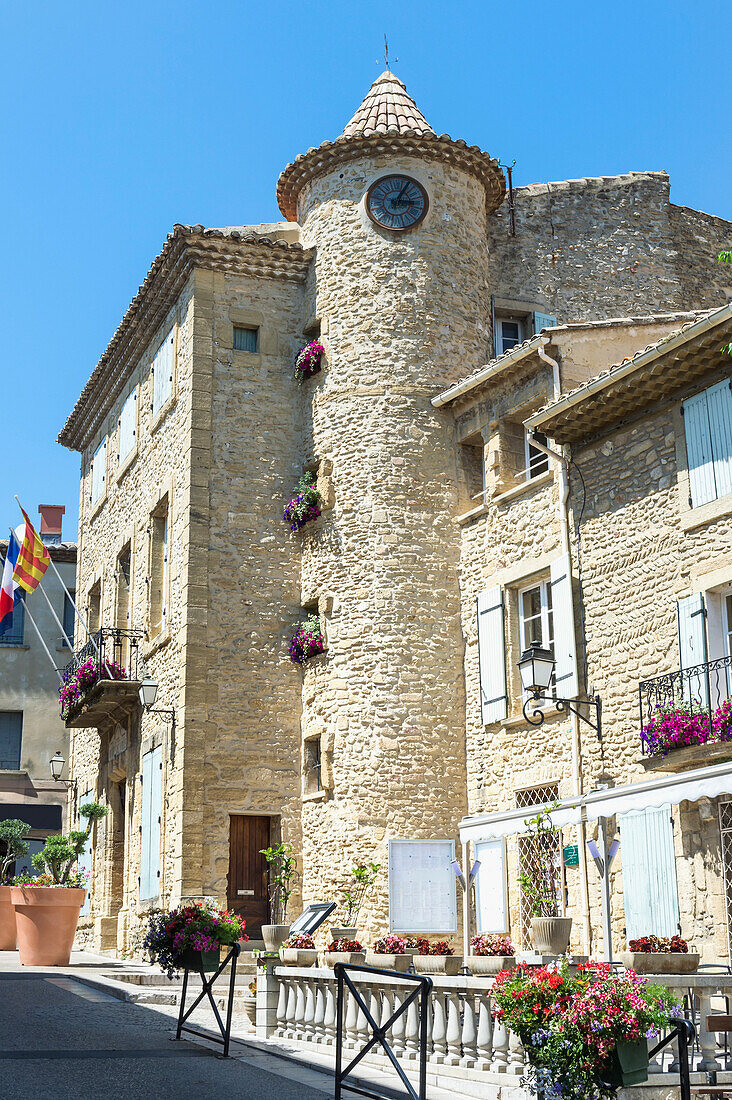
<box><xmin>340</xmin><ymin>70</ymin><xmax>435</xmax><ymax>139</ymax></box>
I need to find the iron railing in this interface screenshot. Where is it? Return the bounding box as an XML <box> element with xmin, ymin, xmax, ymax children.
<box><xmin>59</xmin><ymin>627</ymin><xmax>144</xmax><ymax>684</ymax></box>
<box><xmin>638</xmin><ymin>655</ymin><xmax>732</xmax><ymax>753</ymax></box>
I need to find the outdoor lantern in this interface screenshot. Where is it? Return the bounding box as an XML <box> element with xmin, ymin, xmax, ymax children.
<box><xmin>518</xmin><ymin>643</ymin><xmax>555</xmax><ymax>695</ymax></box>
<box><xmin>138</xmin><ymin>676</ymin><xmax>159</xmax><ymax>709</ymax></box>
<box><xmin>50</xmin><ymin>751</ymin><xmax>65</xmax><ymax>782</ymax></box>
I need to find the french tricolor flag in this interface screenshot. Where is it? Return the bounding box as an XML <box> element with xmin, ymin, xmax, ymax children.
<box><xmin>0</xmin><ymin>529</ymin><xmax>24</xmax><ymax>636</ymax></box>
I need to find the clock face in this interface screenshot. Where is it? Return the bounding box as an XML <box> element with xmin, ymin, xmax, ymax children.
<box><xmin>365</xmin><ymin>175</ymin><xmax>429</xmax><ymax>232</ymax></box>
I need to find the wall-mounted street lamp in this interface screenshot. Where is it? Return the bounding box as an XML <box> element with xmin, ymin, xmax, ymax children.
<box><xmin>49</xmin><ymin>750</ymin><xmax>77</xmax><ymax>795</ymax></box>
<box><xmin>138</xmin><ymin>676</ymin><xmax>176</xmax><ymax>734</ymax></box>
<box><xmin>518</xmin><ymin>643</ymin><xmax>602</xmax><ymax>740</ymax></box>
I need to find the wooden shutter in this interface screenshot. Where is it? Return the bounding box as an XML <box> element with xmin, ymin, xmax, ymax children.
<box><xmin>620</xmin><ymin>805</ymin><xmax>679</xmax><ymax>939</ymax></box>
<box><xmin>550</xmin><ymin>554</ymin><xmax>578</xmax><ymax>699</ymax></box>
<box><xmin>707</xmin><ymin>379</ymin><xmax>732</xmax><ymax>500</ymax></box>
<box><xmin>152</xmin><ymin>329</ymin><xmax>174</xmax><ymax>415</ymax></box>
<box><xmin>683</xmin><ymin>390</ymin><xmax>717</xmax><ymax>507</ymax></box>
<box><xmin>677</xmin><ymin>593</ymin><xmax>709</xmax><ymax>706</ymax></box>
<box><xmin>91</xmin><ymin>439</ymin><xmax>107</xmax><ymax>504</ymax></box>
<box><xmin>0</xmin><ymin>712</ymin><xmax>22</xmax><ymax>769</ymax></box>
<box><xmin>79</xmin><ymin>790</ymin><xmax>92</xmax><ymax>916</ymax></box>
<box><xmin>140</xmin><ymin>750</ymin><xmax>153</xmax><ymax>899</ymax></box>
<box><xmin>533</xmin><ymin>311</ymin><xmax>557</xmax><ymax>333</ymax></box>
<box><xmin>149</xmin><ymin>744</ymin><xmax>162</xmax><ymax>893</ymax></box>
<box><xmin>477</xmin><ymin>586</ymin><xmax>507</xmax><ymax>724</ymax></box>
<box><xmin>118</xmin><ymin>390</ymin><xmax>137</xmax><ymax>463</ymax></box>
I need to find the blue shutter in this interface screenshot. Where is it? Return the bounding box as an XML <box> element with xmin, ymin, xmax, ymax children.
<box><xmin>677</xmin><ymin>593</ymin><xmax>709</xmax><ymax>707</ymax></box>
<box><xmin>79</xmin><ymin>790</ymin><xmax>92</xmax><ymax>916</ymax></box>
<box><xmin>140</xmin><ymin>750</ymin><xmax>153</xmax><ymax>899</ymax></box>
<box><xmin>550</xmin><ymin>554</ymin><xmax>578</xmax><ymax>699</ymax></box>
<box><xmin>683</xmin><ymin>390</ymin><xmax>717</xmax><ymax>507</ymax></box>
<box><xmin>620</xmin><ymin>805</ymin><xmax>679</xmax><ymax>939</ymax></box>
<box><xmin>707</xmin><ymin>379</ymin><xmax>732</xmax><ymax>500</ymax></box>
<box><xmin>150</xmin><ymin>745</ymin><xmax>162</xmax><ymax>894</ymax></box>
<box><xmin>0</xmin><ymin>712</ymin><xmax>22</xmax><ymax>769</ymax></box>
<box><xmin>533</xmin><ymin>312</ymin><xmax>557</xmax><ymax>333</ymax></box>
<box><xmin>477</xmin><ymin>587</ymin><xmax>507</xmax><ymax>724</ymax></box>
<box><xmin>0</xmin><ymin>598</ymin><xmax>25</xmax><ymax>646</ymax></box>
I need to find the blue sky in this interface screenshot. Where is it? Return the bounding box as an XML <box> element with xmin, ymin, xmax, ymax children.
<box><xmin>2</xmin><ymin>0</ymin><xmax>730</xmax><ymax>541</ymax></box>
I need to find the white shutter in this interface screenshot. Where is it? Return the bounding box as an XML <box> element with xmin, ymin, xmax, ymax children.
<box><xmin>118</xmin><ymin>389</ymin><xmax>137</xmax><ymax>463</ymax></box>
<box><xmin>707</xmin><ymin>379</ymin><xmax>732</xmax><ymax>500</ymax></box>
<box><xmin>677</xmin><ymin>593</ymin><xmax>709</xmax><ymax>707</ymax></box>
<box><xmin>683</xmin><ymin>390</ymin><xmax>717</xmax><ymax>507</ymax></box>
<box><xmin>78</xmin><ymin>790</ymin><xmax>92</xmax><ymax>916</ymax></box>
<box><xmin>140</xmin><ymin>750</ymin><xmax>153</xmax><ymax>899</ymax></box>
<box><xmin>550</xmin><ymin>553</ymin><xmax>578</xmax><ymax>699</ymax></box>
<box><xmin>620</xmin><ymin>805</ymin><xmax>680</xmax><ymax>940</ymax></box>
<box><xmin>150</xmin><ymin>745</ymin><xmax>162</xmax><ymax>893</ymax></box>
<box><xmin>91</xmin><ymin>439</ymin><xmax>107</xmax><ymax>504</ymax></box>
<box><xmin>152</xmin><ymin>329</ymin><xmax>174</xmax><ymax>416</ymax></box>
<box><xmin>477</xmin><ymin>586</ymin><xmax>507</xmax><ymax>724</ymax></box>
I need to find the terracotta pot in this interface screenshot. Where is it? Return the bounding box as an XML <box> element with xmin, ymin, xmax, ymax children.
<box><xmin>262</xmin><ymin>924</ymin><xmax>290</xmax><ymax>953</ymax></box>
<box><xmin>280</xmin><ymin>948</ymin><xmax>318</xmax><ymax>966</ymax></box>
<box><xmin>178</xmin><ymin>948</ymin><xmax>221</xmax><ymax>973</ymax></box>
<box><xmin>0</xmin><ymin>885</ymin><xmax>17</xmax><ymax>951</ymax></box>
<box><xmin>11</xmin><ymin>886</ymin><xmax>85</xmax><ymax>966</ymax></box>
<box><xmin>530</xmin><ymin>916</ymin><xmax>572</xmax><ymax>955</ymax></box>
<box><xmin>620</xmin><ymin>951</ymin><xmax>700</xmax><ymax>974</ymax></box>
<box><xmin>413</xmin><ymin>955</ymin><xmax>463</xmax><ymax>976</ymax></box>
<box><xmin>468</xmin><ymin>955</ymin><xmax>515</xmax><ymax>975</ymax></box>
<box><xmin>364</xmin><ymin>952</ymin><xmax>412</xmax><ymax>972</ymax></box>
<box><xmin>330</xmin><ymin>926</ymin><xmax>358</xmax><ymax>942</ymax></box>
<box><xmin>324</xmin><ymin>951</ymin><xmax>366</xmax><ymax>967</ymax></box>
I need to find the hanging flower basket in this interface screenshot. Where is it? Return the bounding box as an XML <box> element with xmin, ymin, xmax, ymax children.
<box><xmin>283</xmin><ymin>472</ymin><xmax>322</xmax><ymax>532</ymax></box>
<box><xmin>294</xmin><ymin>341</ymin><xmax>324</xmax><ymax>384</ymax></box>
<box><xmin>59</xmin><ymin>658</ymin><xmax>127</xmax><ymax>718</ymax></box>
<box><xmin>288</xmin><ymin>616</ymin><xmax>325</xmax><ymax>664</ymax></box>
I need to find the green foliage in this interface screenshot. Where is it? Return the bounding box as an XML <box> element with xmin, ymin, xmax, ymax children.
<box><xmin>80</xmin><ymin>801</ymin><xmax>108</xmax><ymax>823</ymax></box>
<box><xmin>0</xmin><ymin>819</ymin><xmax>31</xmax><ymax>885</ymax></box>
<box><xmin>260</xmin><ymin>843</ymin><xmax>300</xmax><ymax>924</ymax></box>
<box><xmin>719</xmin><ymin>252</ymin><xmax>732</xmax><ymax>356</ymax></box>
<box><xmin>30</xmin><ymin>801</ymin><xmax>108</xmax><ymax>885</ymax></box>
<box><xmin>517</xmin><ymin>808</ymin><xmax>562</xmax><ymax>918</ymax></box>
<box><xmin>340</xmin><ymin>861</ymin><xmax>381</xmax><ymax>926</ymax></box>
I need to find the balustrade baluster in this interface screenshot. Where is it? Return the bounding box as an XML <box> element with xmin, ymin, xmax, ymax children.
<box><xmin>391</xmin><ymin>987</ymin><xmax>406</xmax><ymax>1057</ymax></box>
<box><xmin>345</xmin><ymin>986</ymin><xmax>359</xmax><ymax>1049</ymax></box>
<box><xmin>312</xmin><ymin>978</ymin><xmax>326</xmax><ymax>1044</ymax></box>
<box><xmin>508</xmin><ymin>1028</ymin><xmax>525</xmax><ymax>1075</ymax></box>
<box><xmin>461</xmin><ymin>991</ymin><xmax>478</xmax><ymax>1068</ymax></box>
<box><xmin>405</xmin><ymin>989</ymin><xmax>420</xmax><ymax>1061</ymax></box>
<box><xmin>431</xmin><ymin>991</ymin><xmax>447</xmax><ymax>1063</ymax></box>
<box><xmin>294</xmin><ymin>978</ymin><xmax>307</xmax><ymax>1040</ymax></box>
<box><xmin>356</xmin><ymin>981</ymin><xmax>370</xmax><ymax>1053</ymax></box>
<box><xmin>476</xmin><ymin>993</ymin><xmax>493</xmax><ymax>1070</ymax></box>
<box><xmin>491</xmin><ymin>1013</ymin><xmax>509</xmax><ymax>1072</ymax></box>
<box><xmin>303</xmin><ymin>979</ymin><xmax>316</xmax><ymax>1041</ymax></box>
<box><xmin>276</xmin><ymin>976</ymin><xmax>288</xmax><ymax>1038</ymax></box>
<box><xmin>323</xmin><ymin>981</ymin><xmax>337</xmax><ymax>1046</ymax></box>
<box><xmin>444</xmin><ymin>991</ymin><xmax>462</xmax><ymax>1066</ymax></box>
<box><xmin>284</xmin><ymin>977</ymin><xmax>298</xmax><ymax>1039</ymax></box>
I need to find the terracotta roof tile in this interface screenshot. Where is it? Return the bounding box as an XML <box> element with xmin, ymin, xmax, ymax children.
<box><xmin>340</xmin><ymin>70</ymin><xmax>435</xmax><ymax>139</ymax></box>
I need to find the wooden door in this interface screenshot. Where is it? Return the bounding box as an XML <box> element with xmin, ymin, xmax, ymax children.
<box><xmin>227</xmin><ymin>815</ymin><xmax>270</xmax><ymax>938</ymax></box>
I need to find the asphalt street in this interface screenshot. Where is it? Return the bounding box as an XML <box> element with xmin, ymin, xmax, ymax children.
<box><xmin>0</xmin><ymin>972</ymin><xmax>330</xmax><ymax>1100</ymax></box>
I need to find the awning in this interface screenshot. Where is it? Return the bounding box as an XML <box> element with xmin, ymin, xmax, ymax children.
<box><xmin>459</xmin><ymin>759</ymin><xmax>732</xmax><ymax>844</ymax></box>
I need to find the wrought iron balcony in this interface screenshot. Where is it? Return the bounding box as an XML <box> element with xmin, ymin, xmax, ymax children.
<box><xmin>638</xmin><ymin>654</ymin><xmax>732</xmax><ymax>771</ymax></box>
<box><xmin>59</xmin><ymin>627</ymin><xmax>145</xmax><ymax>728</ymax></box>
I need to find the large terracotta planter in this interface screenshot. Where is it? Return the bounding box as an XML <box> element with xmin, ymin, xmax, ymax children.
<box><xmin>365</xmin><ymin>952</ymin><xmax>412</xmax><ymax>972</ymax></box>
<box><xmin>262</xmin><ymin>924</ymin><xmax>289</xmax><ymax>953</ymax></box>
<box><xmin>469</xmin><ymin>955</ymin><xmax>515</xmax><ymax>975</ymax></box>
<box><xmin>620</xmin><ymin>951</ymin><xmax>700</xmax><ymax>974</ymax></box>
<box><xmin>413</xmin><ymin>955</ymin><xmax>463</xmax><ymax>976</ymax></box>
<box><xmin>0</xmin><ymin>885</ymin><xmax>16</xmax><ymax>951</ymax></box>
<box><xmin>11</xmin><ymin>886</ymin><xmax>85</xmax><ymax>966</ymax></box>
<box><xmin>531</xmin><ymin>916</ymin><xmax>572</xmax><ymax>955</ymax></box>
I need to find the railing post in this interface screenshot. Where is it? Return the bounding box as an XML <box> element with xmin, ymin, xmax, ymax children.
<box><xmin>335</xmin><ymin>966</ymin><xmax>343</xmax><ymax>1100</ymax></box>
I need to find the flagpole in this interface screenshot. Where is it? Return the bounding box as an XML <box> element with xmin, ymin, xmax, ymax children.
<box><xmin>7</xmin><ymin>526</ymin><xmax>76</xmax><ymax>651</ymax></box>
<box><xmin>19</xmin><ymin>595</ymin><xmax>63</xmax><ymax>684</ymax></box>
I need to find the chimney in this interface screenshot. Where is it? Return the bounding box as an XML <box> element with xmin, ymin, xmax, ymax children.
<box><xmin>38</xmin><ymin>504</ymin><xmax>65</xmax><ymax>545</ymax></box>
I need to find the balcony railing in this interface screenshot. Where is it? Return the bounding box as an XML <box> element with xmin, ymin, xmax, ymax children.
<box><xmin>638</xmin><ymin>654</ymin><xmax>732</xmax><ymax>757</ymax></box>
<box><xmin>60</xmin><ymin>627</ymin><xmax>144</xmax><ymax>683</ymax></box>
<box><xmin>59</xmin><ymin>627</ymin><xmax>145</xmax><ymax>727</ymax></box>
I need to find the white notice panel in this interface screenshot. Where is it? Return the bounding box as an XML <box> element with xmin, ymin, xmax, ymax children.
<box><xmin>474</xmin><ymin>839</ymin><xmax>508</xmax><ymax>934</ymax></box>
<box><xmin>388</xmin><ymin>839</ymin><xmax>457</xmax><ymax>933</ymax></box>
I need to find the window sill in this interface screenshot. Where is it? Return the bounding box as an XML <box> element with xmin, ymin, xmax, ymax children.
<box><xmin>232</xmin><ymin>349</ymin><xmax>261</xmax><ymax>361</ymax></box>
<box><xmin>457</xmin><ymin>501</ymin><xmax>489</xmax><ymax>526</ymax></box>
<box><xmin>143</xmin><ymin>627</ymin><xmax>170</xmax><ymax>660</ymax></box>
<box><xmin>500</xmin><ymin>703</ymin><xmax>566</xmax><ymax>729</ymax></box>
<box><xmin>116</xmin><ymin>447</ymin><xmax>138</xmax><ymax>485</ymax></box>
<box><xmin>302</xmin><ymin>789</ymin><xmax>328</xmax><ymax>803</ymax></box>
<box><xmin>150</xmin><ymin>393</ymin><xmax>177</xmax><ymax>436</ymax></box>
<box><xmin>679</xmin><ymin>491</ymin><xmax>732</xmax><ymax>532</ymax></box>
<box><xmin>493</xmin><ymin>470</ymin><xmax>554</xmax><ymax>507</ymax></box>
<box><xmin>0</xmin><ymin>643</ymin><xmax>30</xmax><ymax>651</ymax></box>
<box><xmin>89</xmin><ymin>491</ymin><xmax>108</xmax><ymax>522</ymax></box>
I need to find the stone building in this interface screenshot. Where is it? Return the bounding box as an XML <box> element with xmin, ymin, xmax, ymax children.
<box><xmin>0</xmin><ymin>505</ymin><xmax>76</xmax><ymax>863</ymax></box>
<box><xmin>58</xmin><ymin>69</ymin><xmax>732</xmax><ymax>956</ymax></box>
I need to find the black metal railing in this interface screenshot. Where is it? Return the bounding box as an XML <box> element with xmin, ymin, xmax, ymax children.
<box><xmin>59</xmin><ymin>627</ymin><xmax>144</xmax><ymax>684</ymax></box>
<box><xmin>638</xmin><ymin>655</ymin><xmax>732</xmax><ymax>754</ymax></box>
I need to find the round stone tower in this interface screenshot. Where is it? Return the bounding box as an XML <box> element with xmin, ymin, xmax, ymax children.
<box><xmin>277</xmin><ymin>72</ymin><xmax>506</xmax><ymax>939</ymax></box>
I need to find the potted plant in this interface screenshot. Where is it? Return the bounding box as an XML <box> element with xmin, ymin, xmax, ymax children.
<box><xmin>413</xmin><ymin>940</ymin><xmax>463</xmax><ymax>976</ymax></box>
<box><xmin>241</xmin><ymin>979</ymin><xmax>257</xmax><ymax>1027</ymax></box>
<box><xmin>518</xmin><ymin>809</ymin><xmax>572</xmax><ymax>955</ymax></box>
<box><xmin>0</xmin><ymin>819</ymin><xmax>30</xmax><ymax>950</ymax></box>
<box><xmin>10</xmin><ymin>801</ymin><xmax>108</xmax><ymax>966</ymax></box>
<box><xmin>59</xmin><ymin>658</ymin><xmax>127</xmax><ymax>719</ymax></box>
<box><xmin>143</xmin><ymin>900</ymin><xmax>247</xmax><ymax>978</ymax></box>
<box><xmin>621</xmin><ymin>934</ymin><xmax>699</xmax><ymax>974</ymax></box>
<box><xmin>324</xmin><ymin>937</ymin><xmax>365</xmax><ymax>967</ymax></box>
<box><xmin>288</xmin><ymin>616</ymin><xmax>326</xmax><ymax>665</ymax></box>
<box><xmin>260</xmin><ymin>843</ymin><xmax>299</xmax><ymax>953</ymax></box>
<box><xmin>366</xmin><ymin>934</ymin><xmax>412</xmax><ymax>972</ymax></box>
<box><xmin>331</xmin><ymin>861</ymin><xmax>380</xmax><ymax>941</ymax></box>
<box><xmin>283</xmin><ymin>472</ymin><xmax>322</xmax><ymax>532</ymax></box>
<box><xmin>469</xmin><ymin>934</ymin><xmax>516</xmax><ymax>974</ymax></box>
<box><xmin>280</xmin><ymin>931</ymin><xmax>318</xmax><ymax>967</ymax></box>
<box><xmin>492</xmin><ymin>960</ymin><xmax>680</xmax><ymax>1096</ymax></box>
<box><xmin>294</xmin><ymin>340</ymin><xmax>325</xmax><ymax>384</ymax></box>
<box><xmin>403</xmin><ymin>936</ymin><xmax>430</xmax><ymax>957</ymax></box>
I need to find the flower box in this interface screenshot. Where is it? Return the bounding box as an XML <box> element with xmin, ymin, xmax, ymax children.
<box><xmin>620</xmin><ymin>951</ymin><xmax>700</xmax><ymax>974</ymax></box>
<box><xmin>469</xmin><ymin>955</ymin><xmax>515</xmax><ymax>975</ymax></box>
<box><xmin>280</xmin><ymin>948</ymin><xmax>318</xmax><ymax>967</ymax></box>
<box><xmin>603</xmin><ymin>1039</ymin><xmax>649</xmax><ymax>1087</ymax></box>
<box><xmin>413</xmin><ymin>955</ymin><xmax>463</xmax><ymax>976</ymax></box>
<box><xmin>179</xmin><ymin>948</ymin><xmax>221</xmax><ymax>973</ymax></box>
<box><xmin>364</xmin><ymin>952</ymin><xmax>412</xmax><ymax>972</ymax></box>
<box><xmin>294</xmin><ymin>341</ymin><xmax>324</xmax><ymax>384</ymax></box>
<box><xmin>325</xmin><ymin>951</ymin><xmax>366</xmax><ymax>967</ymax></box>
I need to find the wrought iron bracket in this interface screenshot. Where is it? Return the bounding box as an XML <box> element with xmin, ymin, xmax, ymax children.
<box><xmin>522</xmin><ymin>692</ymin><xmax>602</xmax><ymax>740</ymax></box>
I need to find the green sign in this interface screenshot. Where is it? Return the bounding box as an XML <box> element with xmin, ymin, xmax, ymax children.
<box><xmin>563</xmin><ymin>844</ymin><xmax>579</xmax><ymax>867</ymax></box>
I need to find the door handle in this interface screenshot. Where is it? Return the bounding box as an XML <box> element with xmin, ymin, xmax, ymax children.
<box><xmin>237</xmin><ymin>889</ymin><xmax>254</xmax><ymax>896</ymax></box>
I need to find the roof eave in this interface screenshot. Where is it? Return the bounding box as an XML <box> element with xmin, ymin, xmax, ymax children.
<box><xmin>432</xmin><ymin>336</ymin><xmax>549</xmax><ymax>408</ymax></box>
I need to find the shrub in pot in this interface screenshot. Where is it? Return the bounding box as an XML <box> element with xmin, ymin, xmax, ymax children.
<box><xmin>366</xmin><ymin>934</ymin><xmax>412</xmax><ymax>972</ymax></box>
<box><xmin>621</xmin><ymin>934</ymin><xmax>699</xmax><ymax>974</ymax></box>
<box><xmin>0</xmin><ymin>819</ymin><xmax>31</xmax><ymax>950</ymax></box>
<box><xmin>260</xmin><ymin>842</ymin><xmax>299</xmax><ymax>952</ymax></box>
<box><xmin>469</xmin><ymin>934</ymin><xmax>515</xmax><ymax>974</ymax></box>
<box><xmin>331</xmin><ymin>860</ymin><xmax>380</xmax><ymax>944</ymax></box>
<box><xmin>11</xmin><ymin>801</ymin><xmax>108</xmax><ymax>966</ymax></box>
<box><xmin>280</xmin><ymin>932</ymin><xmax>317</xmax><ymax>966</ymax></box>
<box><xmin>325</xmin><ymin>937</ymin><xmax>365</xmax><ymax>966</ymax></box>
<box><xmin>413</xmin><ymin>940</ymin><xmax>463</xmax><ymax>976</ymax></box>
<box><xmin>144</xmin><ymin>900</ymin><xmax>247</xmax><ymax>978</ymax></box>
<box><xmin>518</xmin><ymin>809</ymin><xmax>572</xmax><ymax>955</ymax></box>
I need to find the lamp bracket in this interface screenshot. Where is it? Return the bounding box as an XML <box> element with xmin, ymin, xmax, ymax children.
<box><xmin>522</xmin><ymin>692</ymin><xmax>602</xmax><ymax>740</ymax></box>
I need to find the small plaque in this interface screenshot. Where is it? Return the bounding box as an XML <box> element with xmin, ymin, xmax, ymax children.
<box><xmin>563</xmin><ymin>844</ymin><xmax>579</xmax><ymax>867</ymax></box>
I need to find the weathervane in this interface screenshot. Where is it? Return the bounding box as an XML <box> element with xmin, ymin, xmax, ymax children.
<box><xmin>378</xmin><ymin>34</ymin><xmax>398</xmax><ymax>69</ymax></box>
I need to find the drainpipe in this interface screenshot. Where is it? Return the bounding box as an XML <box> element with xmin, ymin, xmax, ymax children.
<box><xmin>533</xmin><ymin>341</ymin><xmax>593</xmax><ymax>958</ymax></box>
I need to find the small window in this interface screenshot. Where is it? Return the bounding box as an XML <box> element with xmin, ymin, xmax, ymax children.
<box><xmin>0</xmin><ymin>712</ymin><xmax>22</xmax><ymax>770</ymax></box>
<box><xmin>0</xmin><ymin>600</ymin><xmax>24</xmax><ymax>646</ymax></box>
<box><xmin>304</xmin><ymin>737</ymin><xmax>322</xmax><ymax>795</ymax></box>
<box><xmin>87</xmin><ymin>581</ymin><xmax>101</xmax><ymax>636</ymax></box>
<box><xmin>118</xmin><ymin>389</ymin><xmax>137</xmax><ymax>464</ymax></box>
<box><xmin>149</xmin><ymin>500</ymin><xmax>169</xmax><ymax>638</ymax></box>
<box><xmin>518</xmin><ymin>580</ymin><xmax>555</xmax><ymax>694</ymax></box>
<box><xmin>90</xmin><ymin>438</ymin><xmax>107</xmax><ymax>505</ymax></box>
<box><xmin>459</xmin><ymin>434</ymin><xmax>485</xmax><ymax>507</ymax></box>
<box><xmin>525</xmin><ymin>430</ymin><xmax>550</xmax><ymax>480</ymax></box>
<box><xmin>496</xmin><ymin>318</ymin><xmax>523</xmax><ymax>356</ymax></box>
<box><xmin>61</xmin><ymin>591</ymin><xmax>75</xmax><ymax>648</ymax></box>
<box><xmin>152</xmin><ymin>328</ymin><xmax>175</xmax><ymax>417</ymax></box>
<box><xmin>233</xmin><ymin>326</ymin><xmax>259</xmax><ymax>353</ymax></box>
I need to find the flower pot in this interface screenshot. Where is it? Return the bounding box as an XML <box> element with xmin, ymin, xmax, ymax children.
<box><xmin>280</xmin><ymin>948</ymin><xmax>318</xmax><ymax>967</ymax></box>
<box><xmin>330</xmin><ymin>926</ymin><xmax>358</xmax><ymax>942</ymax></box>
<box><xmin>0</xmin><ymin>885</ymin><xmax>16</xmax><ymax>951</ymax></box>
<box><xmin>11</xmin><ymin>886</ymin><xmax>85</xmax><ymax>966</ymax></box>
<box><xmin>178</xmin><ymin>948</ymin><xmax>221</xmax><ymax>973</ymax></box>
<box><xmin>603</xmin><ymin>1039</ymin><xmax>649</xmax><ymax>1088</ymax></box>
<box><xmin>240</xmin><ymin>993</ymin><xmax>257</xmax><ymax>1027</ymax></box>
<box><xmin>468</xmin><ymin>955</ymin><xmax>515</xmax><ymax>975</ymax></box>
<box><xmin>324</xmin><ymin>951</ymin><xmax>366</xmax><ymax>967</ymax></box>
<box><xmin>413</xmin><ymin>955</ymin><xmax>463</xmax><ymax>976</ymax></box>
<box><xmin>620</xmin><ymin>951</ymin><xmax>700</xmax><ymax>974</ymax></box>
<box><xmin>262</xmin><ymin>924</ymin><xmax>290</xmax><ymax>953</ymax></box>
<box><xmin>365</xmin><ymin>952</ymin><xmax>412</xmax><ymax>972</ymax></box>
<box><xmin>530</xmin><ymin>916</ymin><xmax>572</xmax><ymax>955</ymax></box>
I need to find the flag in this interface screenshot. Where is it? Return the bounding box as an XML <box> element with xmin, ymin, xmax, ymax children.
<box><xmin>12</xmin><ymin>505</ymin><xmax>49</xmax><ymax>594</ymax></box>
<box><xmin>0</xmin><ymin>530</ymin><xmax>24</xmax><ymax>636</ymax></box>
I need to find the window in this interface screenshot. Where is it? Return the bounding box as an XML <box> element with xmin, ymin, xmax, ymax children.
<box><xmin>496</xmin><ymin>318</ymin><xmax>522</xmax><ymax>355</ymax></box>
<box><xmin>90</xmin><ymin>438</ymin><xmax>107</xmax><ymax>505</ymax></box>
<box><xmin>149</xmin><ymin>500</ymin><xmax>168</xmax><ymax>638</ymax></box>
<box><xmin>0</xmin><ymin>599</ymin><xmax>24</xmax><ymax>646</ymax></box>
<box><xmin>115</xmin><ymin>546</ymin><xmax>131</xmax><ymax>629</ymax></box>
<box><xmin>0</xmin><ymin>712</ymin><xmax>22</xmax><ymax>770</ymax></box>
<box><xmin>233</xmin><ymin>325</ymin><xmax>259</xmax><ymax>353</ymax></box>
<box><xmin>525</xmin><ymin>430</ymin><xmax>550</xmax><ymax>480</ymax></box>
<box><xmin>118</xmin><ymin>389</ymin><xmax>137</xmax><ymax>465</ymax></box>
<box><xmin>459</xmin><ymin>434</ymin><xmax>485</xmax><ymax>507</ymax></box>
<box><xmin>152</xmin><ymin>328</ymin><xmax>175</xmax><ymax>417</ymax></box>
<box><xmin>683</xmin><ymin>379</ymin><xmax>732</xmax><ymax>508</ymax></box>
<box><xmin>61</xmin><ymin>591</ymin><xmax>75</xmax><ymax>648</ymax></box>
<box><xmin>304</xmin><ymin>737</ymin><xmax>322</xmax><ymax>795</ymax></box>
<box><xmin>87</xmin><ymin>581</ymin><xmax>101</xmax><ymax>636</ymax></box>
<box><xmin>519</xmin><ymin>580</ymin><xmax>554</xmax><ymax>655</ymax></box>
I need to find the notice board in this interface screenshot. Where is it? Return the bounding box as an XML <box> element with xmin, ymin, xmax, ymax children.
<box><xmin>388</xmin><ymin>839</ymin><xmax>457</xmax><ymax>933</ymax></box>
<box><xmin>473</xmin><ymin>838</ymin><xmax>508</xmax><ymax>934</ymax></box>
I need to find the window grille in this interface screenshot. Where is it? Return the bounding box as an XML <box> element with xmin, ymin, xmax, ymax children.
<box><xmin>304</xmin><ymin>738</ymin><xmax>322</xmax><ymax>794</ymax></box>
